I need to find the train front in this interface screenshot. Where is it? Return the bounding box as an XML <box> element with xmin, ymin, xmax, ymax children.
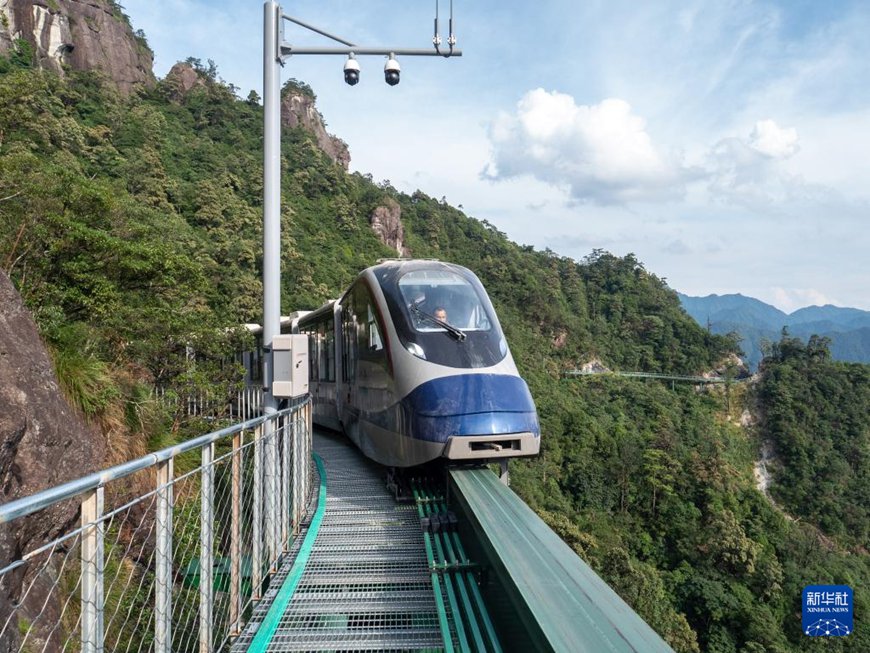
<box><xmin>375</xmin><ymin>261</ymin><xmax>540</xmax><ymax>463</ymax></box>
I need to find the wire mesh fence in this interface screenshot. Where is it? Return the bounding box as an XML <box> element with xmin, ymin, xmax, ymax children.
<box><xmin>0</xmin><ymin>398</ymin><xmax>313</xmax><ymax>653</ymax></box>
<box><xmin>150</xmin><ymin>386</ymin><xmax>264</xmax><ymax>422</ymax></box>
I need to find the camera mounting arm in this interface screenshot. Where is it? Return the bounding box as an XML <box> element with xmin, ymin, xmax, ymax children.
<box><xmin>276</xmin><ymin>9</ymin><xmax>462</xmax><ymax>62</ymax></box>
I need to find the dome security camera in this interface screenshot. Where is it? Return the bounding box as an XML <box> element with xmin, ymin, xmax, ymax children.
<box><xmin>384</xmin><ymin>55</ymin><xmax>400</xmax><ymax>86</ymax></box>
<box><xmin>344</xmin><ymin>55</ymin><xmax>360</xmax><ymax>86</ymax></box>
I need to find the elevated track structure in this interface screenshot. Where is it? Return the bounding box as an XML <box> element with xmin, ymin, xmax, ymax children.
<box><xmin>1</xmin><ymin>401</ymin><xmax>674</xmax><ymax>652</ymax></box>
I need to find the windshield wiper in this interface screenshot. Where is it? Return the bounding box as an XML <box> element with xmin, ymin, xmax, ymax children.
<box><xmin>411</xmin><ymin>304</ymin><xmax>466</xmax><ymax>341</ymax></box>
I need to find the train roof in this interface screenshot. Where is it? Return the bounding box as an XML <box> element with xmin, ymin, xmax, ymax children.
<box><xmin>366</xmin><ymin>259</ymin><xmax>472</xmax><ymax>275</ymax></box>
<box><xmin>296</xmin><ymin>299</ymin><xmax>338</xmax><ymax>326</ymax></box>
<box><xmin>244</xmin><ymin>312</ymin><xmax>309</xmax><ymax>336</ymax></box>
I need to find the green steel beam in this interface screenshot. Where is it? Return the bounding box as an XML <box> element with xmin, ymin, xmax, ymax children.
<box><xmin>449</xmin><ymin>468</ymin><xmax>675</xmax><ymax>653</ymax></box>
<box><xmin>415</xmin><ymin>488</ymin><xmax>455</xmax><ymax>652</ymax></box>
<box><xmin>451</xmin><ymin>532</ymin><xmax>503</xmax><ymax>653</ymax></box>
<box><xmin>430</xmin><ymin>503</ymin><xmax>471</xmax><ymax>653</ymax></box>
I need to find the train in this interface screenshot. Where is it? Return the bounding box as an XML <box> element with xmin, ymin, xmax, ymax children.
<box><xmin>249</xmin><ymin>259</ymin><xmax>540</xmax><ymax>467</ymax></box>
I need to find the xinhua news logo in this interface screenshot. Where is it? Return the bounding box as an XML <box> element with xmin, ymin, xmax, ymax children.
<box><xmin>802</xmin><ymin>585</ymin><xmax>853</xmax><ymax>637</ymax></box>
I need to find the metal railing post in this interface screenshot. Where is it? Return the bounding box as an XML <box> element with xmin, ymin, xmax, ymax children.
<box><xmin>291</xmin><ymin>410</ymin><xmax>301</xmax><ymax>535</ymax></box>
<box><xmin>200</xmin><ymin>442</ymin><xmax>214</xmax><ymax>653</ymax></box>
<box><xmin>81</xmin><ymin>486</ymin><xmax>104</xmax><ymax>653</ymax></box>
<box><xmin>265</xmin><ymin>417</ymin><xmax>278</xmax><ymax>570</ymax></box>
<box><xmin>306</xmin><ymin>403</ymin><xmax>312</xmax><ymax>506</ymax></box>
<box><xmin>281</xmin><ymin>413</ymin><xmax>291</xmax><ymax>550</ymax></box>
<box><xmin>252</xmin><ymin>424</ymin><xmax>263</xmax><ymax>599</ymax></box>
<box><xmin>230</xmin><ymin>431</ymin><xmax>243</xmax><ymax>634</ymax></box>
<box><xmin>300</xmin><ymin>408</ymin><xmax>306</xmax><ymax>516</ymax></box>
<box><xmin>155</xmin><ymin>459</ymin><xmax>173</xmax><ymax>653</ymax></box>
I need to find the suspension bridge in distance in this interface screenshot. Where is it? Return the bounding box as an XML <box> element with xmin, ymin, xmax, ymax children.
<box><xmin>563</xmin><ymin>368</ymin><xmax>737</xmax><ymax>384</ymax></box>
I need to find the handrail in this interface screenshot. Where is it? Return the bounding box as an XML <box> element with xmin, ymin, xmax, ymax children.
<box><xmin>0</xmin><ymin>402</ymin><xmax>301</xmax><ymax>524</ymax></box>
<box><xmin>1</xmin><ymin>396</ymin><xmax>314</xmax><ymax>653</ymax></box>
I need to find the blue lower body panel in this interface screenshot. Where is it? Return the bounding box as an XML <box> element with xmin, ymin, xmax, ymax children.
<box><xmin>344</xmin><ymin>373</ymin><xmax>540</xmax><ymax>466</ymax></box>
<box><xmin>400</xmin><ymin>374</ymin><xmax>540</xmax><ymax>444</ymax></box>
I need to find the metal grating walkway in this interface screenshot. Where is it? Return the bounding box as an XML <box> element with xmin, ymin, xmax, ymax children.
<box><xmin>235</xmin><ymin>431</ymin><xmax>444</xmax><ymax>652</ymax></box>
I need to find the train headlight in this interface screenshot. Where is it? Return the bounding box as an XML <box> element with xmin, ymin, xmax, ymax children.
<box><xmin>406</xmin><ymin>342</ymin><xmax>426</xmax><ymax>360</ymax></box>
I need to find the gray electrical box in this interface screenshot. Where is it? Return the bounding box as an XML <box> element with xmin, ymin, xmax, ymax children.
<box><xmin>271</xmin><ymin>334</ymin><xmax>309</xmax><ymax>398</ymax></box>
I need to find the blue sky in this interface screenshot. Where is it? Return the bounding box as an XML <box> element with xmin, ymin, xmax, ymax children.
<box><xmin>123</xmin><ymin>0</ymin><xmax>870</xmax><ymax>312</ymax></box>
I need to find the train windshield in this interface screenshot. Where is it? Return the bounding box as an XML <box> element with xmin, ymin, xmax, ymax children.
<box><xmin>378</xmin><ymin>266</ymin><xmax>507</xmax><ymax>368</ymax></box>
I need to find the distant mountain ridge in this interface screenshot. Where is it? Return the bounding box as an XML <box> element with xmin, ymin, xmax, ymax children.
<box><xmin>678</xmin><ymin>293</ymin><xmax>870</xmax><ymax>369</ymax></box>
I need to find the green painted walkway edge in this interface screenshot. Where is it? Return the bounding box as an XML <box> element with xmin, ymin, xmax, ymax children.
<box><xmin>246</xmin><ymin>452</ymin><xmax>327</xmax><ymax>653</ymax></box>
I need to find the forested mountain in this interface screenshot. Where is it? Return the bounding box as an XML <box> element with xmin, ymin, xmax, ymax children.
<box><xmin>679</xmin><ymin>293</ymin><xmax>870</xmax><ymax>369</ymax></box>
<box><xmin>758</xmin><ymin>336</ymin><xmax>870</xmax><ymax>546</ymax></box>
<box><xmin>2</xmin><ymin>38</ymin><xmax>868</xmax><ymax>652</ymax></box>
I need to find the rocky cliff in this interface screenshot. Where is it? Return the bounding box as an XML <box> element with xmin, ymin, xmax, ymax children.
<box><xmin>370</xmin><ymin>199</ymin><xmax>410</xmax><ymax>256</ymax></box>
<box><xmin>0</xmin><ymin>271</ymin><xmax>104</xmax><ymax>651</ymax></box>
<box><xmin>0</xmin><ymin>0</ymin><xmax>154</xmax><ymax>94</ymax></box>
<box><xmin>281</xmin><ymin>88</ymin><xmax>351</xmax><ymax>169</ymax></box>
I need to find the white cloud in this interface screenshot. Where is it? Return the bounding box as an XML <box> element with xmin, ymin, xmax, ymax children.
<box><xmin>749</xmin><ymin>119</ymin><xmax>799</xmax><ymax>158</ymax></box>
<box><xmin>705</xmin><ymin>119</ymin><xmax>819</xmax><ymax>206</ymax></box>
<box><xmin>484</xmin><ymin>90</ymin><xmax>687</xmax><ymax>205</ymax></box>
<box><xmin>771</xmin><ymin>287</ymin><xmax>838</xmax><ymax>313</ymax></box>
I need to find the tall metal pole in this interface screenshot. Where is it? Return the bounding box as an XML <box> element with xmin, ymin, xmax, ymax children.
<box><xmin>263</xmin><ymin>0</ymin><xmax>281</xmax><ymax>408</ymax></box>
<box><xmin>263</xmin><ymin>1</ymin><xmax>281</xmax><ymax>562</ymax></box>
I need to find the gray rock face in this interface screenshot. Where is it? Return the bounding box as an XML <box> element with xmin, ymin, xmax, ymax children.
<box><xmin>281</xmin><ymin>90</ymin><xmax>351</xmax><ymax>169</ymax></box>
<box><xmin>0</xmin><ymin>271</ymin><xmax>103</xmax><ymax>651</ymax></box>
<box><xmin>163</xmin><ymin>60</ymin><xmax>206</xmax><ymax>101</ymax></box>
<box><xmin>369</xmin><ymin>199</ymin><xmax>410</xmax><ymax>257</ymax></box>
<box><xmin>0</xmin><ymin>0</ymin><xmax>155</xmax><ymax>95</ymax></box>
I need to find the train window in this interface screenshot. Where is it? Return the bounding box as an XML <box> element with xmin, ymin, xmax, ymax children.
<box><xmin>298</xmin><ymin>322</ymin><xmax>318</xmax><ymax>382</ymax></box>
<box><xmin>367</xmin><ymin>304</ymin><xmax>383</xmax><ymax>351</ymax></box>
<box><xmin>342</xmin><ymin>303</ymin><xmax>356</xmax><ymax>382</ymax></box>
<box><xmin>307</xmin><ymin>327</ymin><xmax>316</xmax><ymax>381</ymax></box>
<box><xmin>377</xmin><ymin>263</ymin><xmax>507</xmax><ymax>369</ymax></box>
<box><xmin>353</xmin><ymin>282</ymin><xmax>387</xmax><ymax>369</ymax></box>
<box><xmin>325</xmin><ymin>318</ymin><xmax>336</xmax><ymax>382</ymax></box>
<box><xmin>397</xmin><ymin>270</ymin><xmax>493</xmax><ymax>332</ymax></box>
<box><xmin>251</xmin><ymin>347</ymin><xmax>263</xmax><ymax>383</ymax></box>
<box><xmin>318</xmin><ymin>322</ymin><xmax>328</xmax><ymax>380</ymax></box>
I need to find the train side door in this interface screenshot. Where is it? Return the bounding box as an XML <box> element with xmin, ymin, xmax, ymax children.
<box><xmin>341</xmin><ymin>292</ymin><xmax>358</xmax><ymax>414</ymax></box>
<box><xmin>354</xmin><ymin>282</ymin><xmax>390</xmax><ymax>411</ymax></box>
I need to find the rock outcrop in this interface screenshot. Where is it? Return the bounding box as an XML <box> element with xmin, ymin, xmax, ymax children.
<box><xmin>162</xmin><ymin>60</ymin><xmax>207</xmax><ymax>101</ymax></box>
<box><xmin>579</xmin><ymin>358</ymin><xmax>610</xmax><ymax>374</ymax></box>
<box><xmin>0</xmin><ymin>0</ymin><xmax>155</xmax><ymax>95</ymax></box>
<box><xmin>281</xmin><ymin>89</ymin><xmax>351</xmax><ymax>169</ymax></box>
<box><xmin>706</xmin><ymin>353</ymin><xmax>751</xmax><ymax>380</ymax></box>
<box><xmin>369</xmin><ymin>199</ymin><xmax>410</xmax><ymax>257</ymax></box>
<box><xmin>0</xmin><ymin>271</ymin><xmax>103</xmax><ymax>651</ymax></box>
